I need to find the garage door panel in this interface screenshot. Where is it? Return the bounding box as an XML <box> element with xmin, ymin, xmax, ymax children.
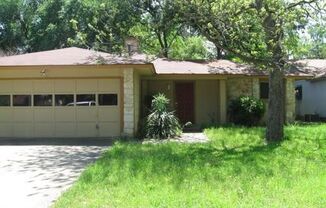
<box><xmin>76</xmin><ymin>108</ymin><xmax>97</xmax><ymax>122</ymax></box>
<box><xmin>98</xmin><ymin>108</ymin><xmax>120</xmax><ymax>122</ymax></box>
<box><xmin>13</xmin><ymin>109</ymin><xmax>33</xmax><ymax>122</ymax></box>
<box><xmin>13</xmin><ymin>80</ymin><xmax>33</xmax><ymax>93</ymax></box>
<box><xmin>0</xmin><ymin>123</ymin><xmax>12</xmax><ymax>137</ymax></box>
<box><xmin>98</xmin><ymin>79</ymin><xmax>120</xmax><ymax>92</ymax></box>
<box><xmin>34</xmin><ymin>108</ymin><xmax>54</xmax><ymax>122</ymax></box>
<box><xmin>0</xmin><ymin>109</ymin><xmax>13</xmax><ymax>122</ymax></box>
<box><xmin>34</xmin><ymin>123</ymin><xmax>54</xmax><ymax>137</ymax></box>
<box><xmin>54</xmin><ymin>80</ymin><xmax>75</xmax><ymax>93</ymax></box>
<box><xmin>99</xmin><ymin>122</ymin><xmax>120</xmax><ymax>137</ymax></box>
<box><xmin>33</xmin><ymin>80</ymin><xmax>54</xmax><ymax>93</ymax></box>
<box><xmin>13</xmin><ymin>123</ymin><xmax>33</xmax><ymax>137</ymax></box>
<box><xmin>55</xmin><ymin>123</ymin><xmax>76</xmax><ymax>137</ymax></box>
<box><xmin>0</xmin><ymin>81</ymin><xmax>13</xmax><ymax>93</ymax></box>
<box><xmin>76</xmin><ymin>123</ymin><xmax>97</xmax><ymax>137</ymax></box>
<box><xmin>76</xmin><ymin>79</ymin><xmax>97</xmax><ymax>92</ymax></box>
<box><xmin>1</xmin><ymin>78</ymin><xmax>121</xmax><ymax>138</ymax></box>
<box><xmin>54</xmin><ymin>108</ymin><xmax>75</xmax><ymax>122</ymax></box>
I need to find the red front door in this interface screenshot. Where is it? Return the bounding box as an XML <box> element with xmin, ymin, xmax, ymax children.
<box><xmin>175</xmin><ymin>82</ymin><xmax>195</xmax><ymax>124</ymax></box>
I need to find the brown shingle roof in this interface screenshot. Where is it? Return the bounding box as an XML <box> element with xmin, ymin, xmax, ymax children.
<box><xmin>292</xmin><ymin>59</ymin><xmax>326</xmax><ymax>79</ymax></box>
<box><xmin>153</xmin><ymin>58</ymin><xmax>312</xmax><ymax>77</ymax></box>
<box><xmin>153</xmin><ymin>59</ymin><xmax>264</xmax><ymax>75</ymax></box>
<box><xmin>0</xmin><ymin>47</ymin><xmax>150</xmax><ymax>66</ymax></box>
<box><xmin>0</xmin><ymin>47</ymin><xmax>320</xmax><ymax>77</ymax></box>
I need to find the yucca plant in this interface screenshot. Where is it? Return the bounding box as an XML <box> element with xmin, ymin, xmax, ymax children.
<box><xmin>145</xmin><ymin>93</ymin><xmax>181</xmax><ymax>139</ymax></box>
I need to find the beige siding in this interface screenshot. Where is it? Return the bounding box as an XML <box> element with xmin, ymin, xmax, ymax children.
<box><xmin>219</xmin><ymin>79</ymin><xmax>227</xmax><ymax>123</ymax></box>
<box><xmin>147</xmin><ymin>80</ymin><xmax>174</xmax><ymax>100</ymax></box>
<box><xmin>0</xmin><ymin>66</ymin><xmax>124</xmax><ymax>79</ymax></box>
<box><xmin>195</xmin><ymin>80</ymin><xmax>219</xmax><ymax>125</ymax></box>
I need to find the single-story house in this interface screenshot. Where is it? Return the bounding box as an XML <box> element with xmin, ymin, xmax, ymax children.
<box><xmin>295</xmin><ymin>59</ymin><xmax>326</xmax><ymax>120</ymax></box>
<box><xmin>0</xmin><ymin>47</ymin><xmax>312</xmax><ymax>138</ymax></box>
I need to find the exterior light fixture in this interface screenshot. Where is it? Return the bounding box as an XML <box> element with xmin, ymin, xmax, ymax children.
<box><xmin>41</xmin><ymin>69</ymin><xmax>46</xmax><ymax>77</ymax></box>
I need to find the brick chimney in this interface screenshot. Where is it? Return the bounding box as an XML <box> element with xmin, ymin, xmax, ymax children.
<box><xmin>124</xmin><ymin>37</ymin><xmax>139</xmax><ymax>55</ymax></box>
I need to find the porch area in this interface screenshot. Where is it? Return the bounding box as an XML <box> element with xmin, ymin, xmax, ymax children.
<box><xmin>140</xmin><ymin>79</ymin><xmax>227</xmax><ymax>128</ymax></box>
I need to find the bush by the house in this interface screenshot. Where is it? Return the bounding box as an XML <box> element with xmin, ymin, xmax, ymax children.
<box><xmin>228</xmin><ymin>96</ymin><xmax>265</xmax><ymax>126</ymax></box>
<box><xmin>145</xmin><ymin>93</ymin><xmax>181</xmax><ymax>139</ymax></box>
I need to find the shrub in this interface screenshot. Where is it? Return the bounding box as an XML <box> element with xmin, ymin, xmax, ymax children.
<box><xmin>145</xmin><ymin>93</ymin><xmax>181</xmax><ymax>139</ymax></box>
<box><xmin>228</xmin><ymin>96</ymin><xmax>265</xmax><ymax>126</ymax></box>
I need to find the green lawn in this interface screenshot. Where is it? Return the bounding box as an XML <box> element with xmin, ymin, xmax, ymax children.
<box><xmin>54</xmin><ymin>124</ymin><xmax>326</xmax><ymax>208</ymax></box>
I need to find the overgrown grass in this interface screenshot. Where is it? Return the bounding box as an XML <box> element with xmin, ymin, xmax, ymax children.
<box><xmin>54</xmin><ymin>124</ymin><xmax>326</xmax><ymax>208</ymax></box>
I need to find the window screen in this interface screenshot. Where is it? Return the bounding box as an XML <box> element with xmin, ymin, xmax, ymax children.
<box><xmin>34</xmin><ymin>95</ymin><xmax>53</xmax><ymax>106</ymax></box>
<box><xmin>55</xmin><ymin>95</ymin><xmax>74</xmax><ymax>106</ymax></box>
<box><xmin>260</xmin><ymin>82</ymin><xmax>269</xmax><ymax>99</ymax></box>
<box><xmin>13</xmin><ymin>95</ymin><xmax>31</xmax><ymax>106</ymax></box>
<box><xmin>99</xmin><ymin>94</ymin><xmax>118</xmax><ymax>106</ymax></box>
<box><xmin>0</xmin><ymin>95</ymin><xmax>10</xmax><ymax>106</ymax></box>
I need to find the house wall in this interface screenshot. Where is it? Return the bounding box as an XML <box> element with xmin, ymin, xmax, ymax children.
<box><xmin>133</xmin><ymin>70</ymin><xmax>141</xmax><ymax>133</ymax></box>
<box><xmin>195</xmin><ymin>80</ymin><xmax>219</xmax><ymax>125</ymax></box>
<box><xmin>0</xmin><ymin>65</ymin><xmax>153</xmax><ymax>138</ymax></box>
<box><xmin>142</xmin><ymin>79</ymin><xmax>221</xmax><ymax>126</ymax></box>
<box><xmin>226</xmin><ymin>77</ymin><xmax>258</xmax><ymax>101</ymax></box>
<box><xmin>142</xmin><ymin>76</ymin><xmax>296</xmax><ymax>126</ymax></box>
<box><xmin>285</xmin><ymin>78</ymin><xmax>296</xmax><ymax>123</ymax></box>
<box><xmin>295</xmin><ymin>80</ymin><xmax>326</xmax><ymax>117</ymax></box>
<box><xmin>123</xmin><ymin>68</ymin><xmax>134</xmax><ymax>136</ymax></box>
<box><xmin>226</xmin><ymin>77</ymin><xmax>296</xmax><ymax>123</ymax></box>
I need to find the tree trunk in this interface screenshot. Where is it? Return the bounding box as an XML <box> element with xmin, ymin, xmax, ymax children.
<box><xmin>215</xmin><ymin>44</ymin><xmax>222</xmax><ymax>59</ymax></box>
<box><xmin>266</xmin><ymin>67</ymin><xmax>284</xmax><ymax>142</ymax></box>
<box><xmin>217</xmin><ymin>48</ymin><xmax>222</xmax><ymax>59</ymax></box>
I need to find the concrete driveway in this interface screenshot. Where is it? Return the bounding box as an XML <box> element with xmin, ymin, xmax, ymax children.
<box><xmin>0</xmin><ymin>139</ymin><xmax>112</xmax><ymax>208</ymax></box>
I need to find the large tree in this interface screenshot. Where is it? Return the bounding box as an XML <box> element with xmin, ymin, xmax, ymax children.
<box><xmin>138</xmin><ymin>0</ymin><xmax>183</xmax><ymax>57</ymax></box>
<box><xmin>62</xmin><ymin>0</ymin><xmax>142</xmax><ymax>53</ymax></box>
<box><xmin>0</xmin><ymin>0</ymin><xmax>142</xmax><ymax>53</ymax></box>
<box><xmin>177</xmin><ymin>0</ymin><xmax>325</xmax><ymax>141</ymax></box>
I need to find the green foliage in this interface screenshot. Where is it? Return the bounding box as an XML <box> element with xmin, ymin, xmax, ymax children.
<box><xmin>0</xmin><ymin>0</ymin><xmax>324</xmax><ymax>60</ymax></box>
<box><xmin>0</xmin><ymin>0</ymin><xmax>142</xmax><ymax>53</ymax></box>
<box><xmin>63</xmin><ymin>0</ymin><xmax>142</xmax><ymax>53</ymax></box>
<box><xmin>228</xmin><ymin>96</ymin><xmax>265</xmax><ymax>126</ymax></box>
<box><xmin>169</xmin><ymin>36</ymin><xmax>212</xmax><ymax>60</ymax></box>
<box><xmin>54</xmin><ymin>124</ymin><xmax>326</xmax><ymax>207</ymax></box>
<box><xmin>145</xmin><ymin>93</ymin><xmax>181</xmax><ymax>139</ymax></box>
<box><xmin>176</xmin><ymin>0</ymin><xmax>324</xmax><ymax>65</ymax></box>
<box><xmin>130</xmin><ymin>23</ymin><xmax>213</xmax><ymax>60</ymax></box>
<box><xmin>0</xmin><ymin>0</ymin><xmax>25</xmax><ymax>52</ymax></box>
<box><xmin>29</xmin><ymin>0</ymin><xmax>70</xmax><ymax>51</ymax></box>
<box><xmin>137</xmin><ymin>0</ymin><xmax>182</xmax><ymax>58</ymax></box>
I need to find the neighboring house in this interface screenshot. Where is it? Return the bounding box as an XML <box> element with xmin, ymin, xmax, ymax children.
<box><xmin>0</xmin><ymin>47</ymin><xmax>311</xmax><ymax>138</ymax></box>
<box><xmin>295</xmin><ymin>59</ymin><xmax>326</xmax><ymax>119</ymax></box>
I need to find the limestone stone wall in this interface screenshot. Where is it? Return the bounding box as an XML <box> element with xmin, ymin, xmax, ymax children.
<box><xmin>123</xmin><ymin>68</ymin><xmax>134</xmax><ymax>136</ymax></box>
<box><xmin>133</xmin><ymin>71</ymin><xmax>141</xmax><ymax>133</ymax></box>
<box><xmin>252</xmin><ymin>78</ymin><xmax>260</xmax><ymax>99</ymax></box>
<box><xmin>226</xmin><ymin>77</ymin><xmax>255</xmax><ymax>102</ymax></box>
<box><xmin>226</xmin><ymin>77</ymin><xmax>296</xmax><ymax>124</ymax></box>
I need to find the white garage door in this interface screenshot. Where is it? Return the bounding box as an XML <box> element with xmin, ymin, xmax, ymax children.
<box><xmin>0</xmin><ymin>79</ymin><xmax>121</xmax><ymax>138</ymax></box>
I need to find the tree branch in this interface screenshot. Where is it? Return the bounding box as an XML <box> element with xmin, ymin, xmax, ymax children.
<box><xmin>286</xmin><ymin>0</ymin><xmax>319</xmax><ymax>10</ymax></box>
